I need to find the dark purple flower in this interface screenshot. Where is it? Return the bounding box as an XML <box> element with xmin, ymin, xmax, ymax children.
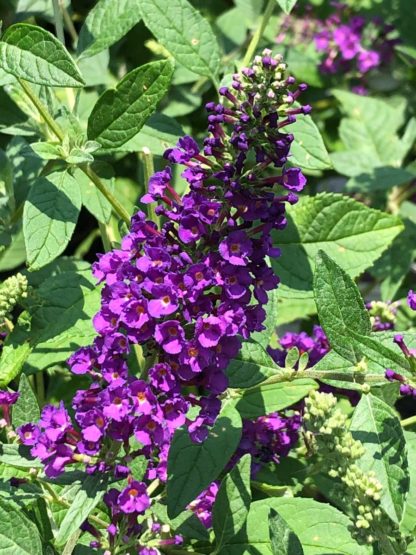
<box><xmin>141</xmin><ymin>167</ymin><xmax>171</xmax><ymax>204</ymax></box>
<box><xmin>118</xmin><ymin>481</ymin><xmax>150</xmax><ymax>514</ymax></box>
<box><xmin>154</xmin><ymin>320</ymin><xmax>185</xmax><ymax>354</ymax></box>
<box><xmin>219</xmin><ymin>231</ymin><xmax>253</xmax><ymax>266</ymax></box>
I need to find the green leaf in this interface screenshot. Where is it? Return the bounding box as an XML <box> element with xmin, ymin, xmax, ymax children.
<box><xmin>0</xmin><ymin>497</ymin><xmax>42</xmax><ymax>554</ymax></box>
<box><xmin>74</xmin><ymin>165</ymin><xmax>114</xmax><ymax>224</ymax></box>
<box><xmin>274</xmin><ymin>0</ymin><xmax>297</xmax><ymax>14</ymax></box>
<box><xmin>395</xmin><ymin>44</ymin><xmax>416</xmax><ymax>61</ymax></box>
<box><xmin>269</xmin><ymin>508</ymin><xmax>304</xmax><ymax>555</ymax></box>
<box><xmin>236</xmin><ymin>379</ymin><xmax>317</xmax><ymax>419</ymax></box>
<box><xmin>23</xmin><ymin>170</ymin><xmax>81</xmax><ymax>270</ymax></box>
<box><xmin>250</xmin><ymin>288</ymin><xmax>279</xmax><ymax>348</ymax></box>
<box><xmin>12</xmin><ymin>374</ymin><xmax>40</xmax><ymax>428</ymax></box>
<box><xmin>167</xmin><ymin>402</ymin><xmax>242</xmax><ymax>518</ymax></box>
<box><xmin>139</xmin><ymin>0</ymin><xmax>221</xmax><ymax>79</ymax></box>
<box><xmin>0</xmin><ymin>331</ymin><xmax>31</xmax><ymax>387</ymax></box>
<box><xmin>0</xmin><ymin>24</ymin><xmax>85</xmax><ymax>87</ymax></box>
<box><xmin>401</xmin><ymin>431</ymin><xmax>416</xmax><ymax>534</ymax></box>
<box><xmin>222</xmin><ymin>497</ymin><xmax>369</xmax><ymax>554</ymax></box>
<box><xmin>226</xmin><ymin>340</ymin><xmax>281</xmax><ymax>389</ymax></box>
<box><xmin>345</xmin><ymin>166</ymin><xmax>414</xmax><ymax>193</ymax></box>
<box><xmin>314</xmin><ymin>250</ymin><xmax>371</xmax><ymax>361</ymax></box>
<box><xmin>114</xmin><ymin>113</ymin><xmax>184</xmax><ymax>156</ymax></box>
<box><xmin>288</xmin><ymin>114</ymin><xmax>331</xmax><ymax>171</ymax></box>
<box><xmin>87</xmin><ymin>60</ymin><xmax>174</xmax><ymax>149</ymax></box>
<box><xmin>372</xmin><ymin>214</ymin><xmax>416</xmax><ymax>301</ymax></box>
<box><xmin>55</xmin><ymin>475</ymin><xmax>108</xmax><ymax>546</ymax></box>
<box><xmin>350</xmin><ymin>394</ymin><xmax>409</xmax><ymax>523</ymax></box>
<box><xmin>0</xmin><ymin>444</ymin><xmax>42</xmax><ymax>469</ymax></box>
<box><xmin>30</xmin><ymin>142</ymin><xmax>62</xmax><ymax>161</ymax></box>
<box><xmin>213</xmin><ymin>454</ymin><xmax>251</xmax><ymax>549</ymax></box>
<box><xmin>271</xmin><ymin>193</ymin><xmax>403</xmax><ymax>300</ymax></box>
<box><xmin>77</xmin><ymin>0</ymin><xmax>143</xmax><ymax>59</ymax></box>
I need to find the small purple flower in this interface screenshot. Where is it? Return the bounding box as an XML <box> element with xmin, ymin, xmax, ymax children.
<box><xmin>219</xmin><ymin>231</ymin><xmax>253</xmax><ymax>266</ymax></box>
<box><xmin>141</xmin><ymin>167</ymin><xmax>171</xmax><ymax>204</ymax></box>
<box><xmin>17</xmin><ymin>423</ymin><xmax>40</xmax><ymax>445</ymax></box>
<box><xmin>0</xmin><ymin>390</ymin><xmax>19</xmax><ymax>406</ymax></box>
<box><xmin>408</xmin><ymin>290</ymin><xmax>416</xmax><ymax>311</ymax></box>
<box><xmin>164</xmin><ymin>136</ymin><xmax>199</xmax><ymax>164</ymax></box>
<box><xmin>280</xmin><ymin>167</ymin><xmax>307</xmax><ymax>192</ymax></box>
<box><xmin>357</xmin><ymin>49</ymin><xmax>380</xmax><ymax>73</ymax></box>
<box><xmin>154</xmin><ymin>320</ymin><xmax>185</xmax><ymax>354</ymax></box>
<box><xmin>196</xmin><ymin>316</ymin><xmax>224</xmax><ymax>348</ymax></box>
<box><xmin>148</xmin><ymin>285</ymin><xmax>179</xmax><ymax>318</ymax></box>
<box><xmin>68</xmin><ymin>346</ymin><xmax>97</xmax><ymax>375</ymax></box>
<box><xmin>118</xmin><ymin>481</ymin><xmax>150</xmax><ymax>514</ymax></box>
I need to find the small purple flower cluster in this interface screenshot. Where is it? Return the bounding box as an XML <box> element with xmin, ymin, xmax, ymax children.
<box><xmin>188</xmin><ymin>481</ymin><xmax>219</xmax><ymax>528</ymax></box>
<box><xmin>313</xmin><ymin>3</ymin><xmax>398</xmax><ymax>84</ymax></box>
<box><xmin>276</xmin><ymin>2</ymin><xmax>398</xmax><ymax>94</ymax></box>
<box><xmin>366</xmin><ymin>300</ymin><xmax>399</xmax><ymax>332</ymax></box>
<box><xmin>0</xmin><ymin>389</ymin><xmax>19</xmax><ymax>428</ymax></box>
<box><xmin>18</xmin><ymin>50</ymin><xmax>310</xmax><ymax>544</ymax></box>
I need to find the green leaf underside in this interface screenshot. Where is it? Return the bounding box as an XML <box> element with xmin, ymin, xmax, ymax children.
<box><xmin>87</xmin><ymin>59</ymin><xmax>174</xmax><ymax>148</ymax></box>
<box><xmin>272</xmin><ymin>193</ymin><xmax>403</xmax><ymax>299</ymax></box>
<box><xmin>236</xmin><ymin>379</ymin><xmax>317</xmax><ymax>419</ymax></box>
<box><xmin>213</xmin><ymin>454</ymin><xmax>251</xmax><ymax>549</ymax></box>
<box><xmin>55</xmin><ymin>475</ymin><xmax>108</xmax><ymax>546</ymax></box>
<box><xmin>350</xmin><ymin>394</ymin><xmax>409</xmax><ymax>523</ymax></box>
<box><xmin>0</xmin><ymin>498</ymin><xmax>42</xmax><ymax>554</ymax></box>
<box><xmin>139</xmin><ymin>0</ymin><xmax>221</xmax><ymax>79</ymax></box>
<box><xmin>167</xmin><ymin>403</ymin><xmax>242</xmax><ymax>518</ymax></box>
<box><xmin>0</xmin><ymin>24</ymin><xmax>85</xmax><ymax>87</ymax></box>
<box><xmin>77</xmin><ymin>0</ymin><xmax>143</xmax><ymax>59</ymax></box>
<box><xmin>12</xmin><ymin>373</ymin><xmax>40</xmax><ymax>428</ymax></box>
<box><xmin>275</xmin><ymin>0</ymin><xmax>298</xmax><ymax>15</ymax></box>
<box><xmin>222</xmin><ymin>497</ymin><xmax>370</xmax><ymax>554</ymax></box>
<box><xmin>23</xmin><ymin>170</ymin><xmax>81</xmax><ymax>270</ymax></box>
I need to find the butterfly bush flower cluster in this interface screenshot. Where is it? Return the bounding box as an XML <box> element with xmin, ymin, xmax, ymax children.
<box><xmin>276</xmin><ymin>2</ymin><xmax>398</xmax><ymax>94</ymax></box>
<box><xmin>18</xmin><ymin>50</ymin><xmax>310</xmax><ymax>537</ymax></box>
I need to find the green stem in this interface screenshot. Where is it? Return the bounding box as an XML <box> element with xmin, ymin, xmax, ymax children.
<box><xmin>98</xmin><ymin>222</ymin><xmax>112</xmax><ymax>252</ymax></box>
<box><xmin>52</xmin><ymin>0</ymin><xmax>65</xmax><ymax>44</ymax></box>
<box><xmin>18</xmin><ymin>78</ymin><xmax>65</xmax><ymax>141</ymax></box>
<box><xmin>34</xmin><ymin>372</ymin><xmax>45</xmax><ymax>407</ymax></box>
<box><xmin>61</xmin><ymin>0</ymin><xmax>78</xmax><ymax>46</ymax></box>
<box><xmin>18</xmin><ymin>79</ymin><xmax>131</xmax><ymax>225</ymax></box>
<box><xmin>234</xmin><ymin>369</ymin><xmax>385</xmax><ymax>394</ymax></box>
<box><xmin>140</xmin><ymin>148</ymin><xmax>160</xmax><ymax>227</ymax></box>
<box><xmin>79</xmin><ymin>164</ymin><xmax>131</xmax><ymax>225</ymax></box>
<box><xmin>242</xmin><ymin>0</ymin><xmax>275</xmax><ymax>67</ymax></box>
<box><xmin>401</xmin><ymin>414</ymin><xmax>416</xmax><ymax>428</ymax></box>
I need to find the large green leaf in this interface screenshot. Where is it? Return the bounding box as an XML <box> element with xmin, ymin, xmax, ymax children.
<box><xmin>288</xmin><ymin>115</ymin><xmax>331</xmax><ymax>171</ymax></box>
<box><xmin>167</xmin><ymin>403</ymin><xmax>241</xmax><ymax>518</ymax></box>
<box><xmin>55</xmin><ymin>475</ymin><xmax>108</xmax><ymax>546</ymax></box>
<box><xmin>88</xmin><ymin>60</ymin><xmax>174</xmax><ymax>149</ymax></box>
<box><xmin>226</xmin><ymin>341</ymin><xmax>281</xmax><ymax>389</ymax></box>
<box><xmin>269</xmin><ymin>509</ymin><xmax>304</xmax><ymax>555</ymax></box>
<box><xmin>236</xmin><ymin>379</ymin><xmax>317</xmax><ymax>419</ymax></box>
<box><xmin>350</xmin><ymin>394</ymin><xmax>409</xmax><ymax>523</ymax></box>
<box><xmin>213</xmin><ymin>454</ymin><xmax>251</xmax><ymax>549</ymax></box>
<box><xmin>23</xmin><ymin>170</ymin><xmax>81</xmax><ymax>270</ymax></box>
<box><xmin>0</xmin><ymin>263</ymin><xmax>100</xmax><ymax>384</ymax></box>
<box><xmin>12</xmin><ymin>373</ymin><xmax>40</xmax><ymax>428</ymax></box>
<box><xmin>115</xmin><ymin>113</ymin><xmax>184</xmax><ymax>156</ymax></box>
<box><xmin>272</xmin><ymin>193</ymin><xmax>403</xmax><ymax>300</ymax></box>
<box><xmin>77</xmin><ymin>0</ymin><xmax>142</xmax><ymax>59</ymax></box>
<box><xmin>0</xmin><ymin>24</ymin><xmax>84</xmax><ymax>87</ymax></box>
<box><xmin>75</xmin><ymin>165</ymin><xmax>114</xmax><ymax>224</ymax></box>
<box><xmin>0</xmin><ymin>498</ymin><xmax>42</xmax><ymax>554</ymax></box>
<box><xmin>314</xmin><ymin>250</ymin><xmax>371</xmax><ymax>361</ymax></box>
<box><xmin>139</xmin><ymin>0</ymin><xmax>221</xmax><ymax>79</ymax></box>
<box><xmin>222</xmin><ymin>497</ymin><xmax>369</xmax><ymax>554</ymax></box>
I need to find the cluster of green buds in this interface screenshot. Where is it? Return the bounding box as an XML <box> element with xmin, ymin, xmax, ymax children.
<box><xmin>0</xmin><ymin>273</ymin><xmax>28</xmax><ymax>331</ymax></box>
<box><xmin>303</xmin><ymin>391</ymin><xmax>407</xmax><ymax>552</ymax></box>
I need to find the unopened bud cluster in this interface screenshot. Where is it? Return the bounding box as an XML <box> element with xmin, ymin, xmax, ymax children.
<box><xmin>0</xmin><ymin>273</ymin><xmax>28</xmax><ymax>329</ymax></box>
<box><xmin>303</xmin><ymin>391</ymin><xmax>405</xmax><ymax>549</ymax></box>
